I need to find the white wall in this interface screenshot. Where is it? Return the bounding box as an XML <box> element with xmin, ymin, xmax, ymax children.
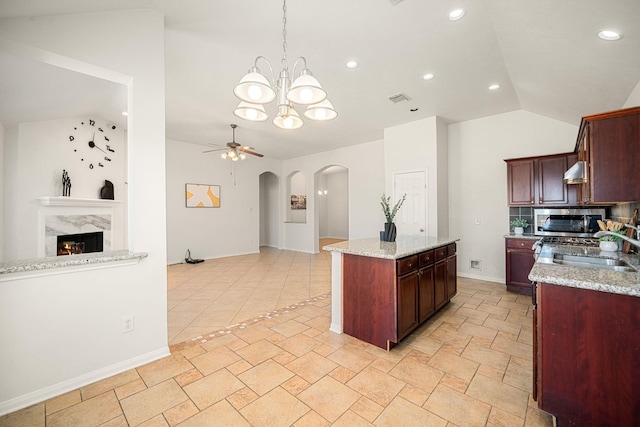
<box><xmin>4</xmin><ymin>117</ymin><xmax>126</xmax><ymax>260</ymax></box>
<box><xmin>448</xmin><ymin>110</ymin><xmax>578</xmax><ymax>283</ymax></box>
<box><xmin>165</xmin><ymin>138</ymin><xmax>281</xmax><ymax>265</ymax></box>
<box><xmin>324</xmin><ymin>171</ymin><xmax>349</xmax><ymax>239</ymax></box>
<box><xmin>0</xmin><ymin>10</ymin><xmax>168</xmax><ymax>414</ymax></box>
<box><xmin>284</xmin><ymin>140</ymin><xmax>385</xmax><ymax>253</ymax></box>
<box><xmin>384</xmin><ymin>117</ymin><xmax>447</xmax><ymax>237</ymax></box>
<box><xmin>624</xmin><ymin>80</ymin><xmax>640</xmax><ymax>107</ymax></box>
<box><xmin>259</xmin><ymin>172</ymin><xmax>280</xmax><ymax>248</ymax></box>
<box><xmin>0</xmin><ymin>122</ymin><xmax>3</xmax><ymax>261</ymax></box>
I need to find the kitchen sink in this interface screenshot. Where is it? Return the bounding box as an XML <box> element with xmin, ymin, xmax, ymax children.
<box><xmin>552</xmin><ymin>254</ymin><xmax>636</xmax><ymax>272</ymax></box>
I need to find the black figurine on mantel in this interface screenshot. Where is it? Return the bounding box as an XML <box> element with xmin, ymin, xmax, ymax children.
<box><xmin>62</xmin><ymin>170</ymin><xmax>71</xmax><ymax>197</ymax></box>
<box><xmin>100</xmin><ymin>180</ymin><xmax>114</xmax><ymax>200</ymax></box>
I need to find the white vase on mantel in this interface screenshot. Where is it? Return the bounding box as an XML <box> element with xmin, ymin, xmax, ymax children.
<box><xmin>514</xmin><ymin>227</ymin><xmax>524</xmax><ymax>235</ymax></box>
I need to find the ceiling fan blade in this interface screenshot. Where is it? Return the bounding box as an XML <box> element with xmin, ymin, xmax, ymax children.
<box><xmin>237</xmin><ymin>147</ymin><xmax>264</xmax><ymax>157</ymax></box>
<box><xmin>202</xmin><ymin>147</ymin><xmax>228</xmax><ymax>153</ymax></box>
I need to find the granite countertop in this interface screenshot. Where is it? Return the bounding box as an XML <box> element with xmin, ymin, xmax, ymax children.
<box><xmin>0</xmin><ymin>250</ymin><xmax>148</xmax><ymax>276</ymax></box>
<box><xmin>322</xmin><ymin>236</ymin><xmax>459</xmax><ymax>260</ymax></box>
<box><xmin>529</xmin><ymin>244</ymin><xmax>640</xmax><ymax>298</ymax></box>
<box><xmin>504</xmin><ymin>233</ymin><xmax>540</xmax><ymax>240</ymax></box>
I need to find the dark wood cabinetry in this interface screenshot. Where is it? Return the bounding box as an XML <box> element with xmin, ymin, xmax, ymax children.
<box><xmin>343</xmin><ymin>243</ymin><xmax>457</xmax><ymax>350</ymax></box>
<box><xmin>576</xmin><ymin>106</ymin><xmax>640</xmax><ymax>204</ymax></box>
<box><xmin>505</xmin><ymin>238</ymin><xmax>535</xmax><ymax>295</ymax></box>
<box><xmin>505</xmin><ymin>153</ymin><xmax>576</xmax><ymax>207</ymax></box>
<box><xmin>534</xmin><ymin>283</ymin><xmax>640</xmax><ymax>425</ymax></box>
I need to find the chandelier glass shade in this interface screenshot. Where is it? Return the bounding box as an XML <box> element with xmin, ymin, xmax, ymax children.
<box><xmin>232</xmin><ymin>0</ymin><xmax>337</xmax><ymax>130</ymax></box>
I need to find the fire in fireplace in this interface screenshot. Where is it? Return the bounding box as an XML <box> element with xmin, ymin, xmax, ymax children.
<box><xmin>57</xmin><ymin>232</ymin><xmax>104</xmax><ymax>256</ymax></box>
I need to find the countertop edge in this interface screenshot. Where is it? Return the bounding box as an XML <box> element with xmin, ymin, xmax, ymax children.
<box><xmin>528</xmin><ymin>246</ymin><xmax>640</xmax><ymax>298</ymax></box>
<box><xmin>0</xmin><ymin>250</ymin><xmax>149</xmax><ymax>277</ymax></box>
<box><xmin>323</xmin><ymin>236</ymin><xmax>459</xmax><ymax>259</ymax></box>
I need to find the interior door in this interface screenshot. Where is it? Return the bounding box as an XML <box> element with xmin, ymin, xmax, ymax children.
<box><xmin>393</xmin><ymin>171</ymin><xmax>427</xmax><ymax>235</ymax></box>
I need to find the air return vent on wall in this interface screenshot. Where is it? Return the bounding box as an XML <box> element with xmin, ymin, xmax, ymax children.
<box><xmin>388</xmin><ymin>93</ymin><xmax>411</xmax><ymax>104</ymax></box>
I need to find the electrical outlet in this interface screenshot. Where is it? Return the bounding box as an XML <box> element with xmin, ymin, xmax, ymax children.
<box><xmin>122</xmin><ymin>315</ymin><xmax>135</xmax><ymax>333</ymax></box>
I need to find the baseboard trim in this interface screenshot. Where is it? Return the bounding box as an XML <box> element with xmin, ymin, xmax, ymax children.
<box><xmin>457</xmin><ymin>272</ymin><xmax>505</xmax><ymax>284</ymax></box>
<box><xmin>0</xmin><ymin>346</ymin><xmax>170</xmax><ymax>416</ymax></box>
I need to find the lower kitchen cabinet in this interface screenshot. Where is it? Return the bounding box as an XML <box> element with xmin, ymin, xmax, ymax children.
<box><xmin>343</xmin><ymin>243</ymin><xmax>457</xmax><ymax>350</ymax></box>
<box><xmin>397</xmin><ymin>269</ymin><xmax>419</xmax><ymax>340</ymax></box>
<box><xmin>505</xmin><ymin>238</ymin><xmax>535</xmax><ymax>295</ymax></box>
<box><xmin>534</xmin><ymin>282</ymin><xmax>640</xmax><ymax>426</ymax></box>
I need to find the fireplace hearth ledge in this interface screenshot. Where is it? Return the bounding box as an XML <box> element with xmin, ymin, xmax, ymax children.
<box><xmin>0</xmin><ymin>250</ymin><xmax>148</xmax><ymax>281</ymax></box>
<box><xmin>38</xmin><ymin>196</ymin><xmax>123</xmax><ymax>207</ymax></box>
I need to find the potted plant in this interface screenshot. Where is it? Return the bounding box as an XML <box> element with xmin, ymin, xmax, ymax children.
<box><xmin>599</xmin><ymin>230</ymin><xmax>624</xmax><ymax>251</ymax></box>
<box><xmin>510</xmin><ymin>218</ymin><xmax>529</xmax><ymax>235</ymax></box>
<box><xmin>380</xmin><ymin>193</ymin><xmax>406</xmax><ymax>242</ymax></box>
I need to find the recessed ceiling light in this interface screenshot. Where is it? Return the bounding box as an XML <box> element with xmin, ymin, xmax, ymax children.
<box><xmin>597</xmin><ymin>30</ymin><xmax>622</xmax><ymax>41</ymax></box>
<box><xmin>449</xmin><ymin>9</ymin><xmax>465</xmax><ymax>21</ymax></box>
<box><xmin>488</xmin><ymin>84</ymin><xmax>501</xmax><ymax>91</ymax></box>
<box><xmin>346</xmin><ymin>60</ymin><xmax>358</xmax><ymax>69</ymax></box>
<box><xmin>121</xmin><ymin>111</ymin><xmax>129</xmax><ymax>116</ymax></box>
<box><xmin>423</xmin><ymin>73</ymin><xmax>435</xmax><ymax>80</ymax></box>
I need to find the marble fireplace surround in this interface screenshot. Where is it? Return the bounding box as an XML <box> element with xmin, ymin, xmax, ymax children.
<box><xmin>38</xmin><ymin>197</ymin><xmax>124</xmax><ymax>258</ymax></box>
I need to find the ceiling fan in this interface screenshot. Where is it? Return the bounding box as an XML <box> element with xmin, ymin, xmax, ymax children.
<box><xmin>203</xmin><ymin>124</ymin><xmax>264</xmax><ymax>161</ymax></box>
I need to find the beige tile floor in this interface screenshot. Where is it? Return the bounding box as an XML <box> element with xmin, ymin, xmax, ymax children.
<box><xmin>0</xmin><ymin>242</ymin><xmax>554</xmax><ymax>427</ymax></box>
<box><xmin>168</xmin><ymin>239</ymin><xmax>342</xmax><ymax>345</ymax></box>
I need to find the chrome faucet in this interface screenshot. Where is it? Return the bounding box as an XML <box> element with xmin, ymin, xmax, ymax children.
<box><xmin>594</xmin><ymin>230</ymin><xmax>640</xmax><ymax>251</ymax></box>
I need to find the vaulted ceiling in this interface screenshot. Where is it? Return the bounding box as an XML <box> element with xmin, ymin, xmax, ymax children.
<box><xmin>1</xmin><ymin>0</ymin><xmax>639</xmax><ymax>159</ymax></box>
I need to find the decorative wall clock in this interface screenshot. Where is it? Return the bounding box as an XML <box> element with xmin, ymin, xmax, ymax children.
<box><xmin>68</xmin><ymin>118</ymin><xmax>117</xmax><ymax>169</ymax></box>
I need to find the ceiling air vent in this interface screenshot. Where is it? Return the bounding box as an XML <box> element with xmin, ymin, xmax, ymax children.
<box><xmin>388</xmin><ymin>93</ymin><xmax>411</xmax><ymax>104</ymax></box>
<box><xmin>389</xmin><ymin>0</ymin><xmax>405</xmax><ymax>5</ymax></box>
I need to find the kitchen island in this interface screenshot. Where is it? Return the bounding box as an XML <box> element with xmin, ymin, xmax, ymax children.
<box><xmin>528</xmin><ymin>245</ymin><xmax>640</xmax><ymax>426</ymax></box>
<box><xmin>323</xmin><ymin>236</ymin><xmax>459</xmax><ymax>350</ymax></box>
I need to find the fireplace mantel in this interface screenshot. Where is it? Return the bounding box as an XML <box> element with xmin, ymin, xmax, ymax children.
<box><xmin>38</xmin><ymin>197</ymin><xmax>123</xmax><ymax>207</ymax></box>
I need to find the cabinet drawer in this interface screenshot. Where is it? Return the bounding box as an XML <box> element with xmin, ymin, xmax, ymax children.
<box><xmin>397</xmin><ymin>255</ymin><xmax>418</xmax><ymax>276</ymax></box>
<box><xmin>419</xmin><ymin>250</ymin><xmax>435</xmax><ymax>267</ymax></box>
<box><xmin>435</xmin><ymin>246</ymin><xmax>448</xmax><ymax>261</ymax></box>
<box><xmin>447</xmin><ymin>243</ymin><xmax>457</xmax><ymax>256</ymax></box>
<box><xmin>506</xmin><ymin>238</ymin><xmax>534</xmax><ymax>251</ymax></box>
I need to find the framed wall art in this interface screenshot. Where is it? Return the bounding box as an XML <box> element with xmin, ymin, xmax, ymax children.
<box><xmin>185</xmin><ymin>183</ymin><xmax>220</xmax><ymax>208</ymax></box>
<box><xmin>291</xmin><ymin>194</ymin><xmax>307</xmax><ymax>210</ymax></box>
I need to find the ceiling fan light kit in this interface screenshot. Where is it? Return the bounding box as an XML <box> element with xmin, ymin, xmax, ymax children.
<box><xmin>203</xmin><ymin>124</ymin><xmax>264</xmax><ymax>161</ymax></box>
<box><xmin>232</xmin><ymin>0</ymin><xmax>337</xmax><ymax>130</ymax></box>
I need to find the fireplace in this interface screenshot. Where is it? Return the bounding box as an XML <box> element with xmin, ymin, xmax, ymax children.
<box><xmin>57</xmin><ymin>231</ymin><xmax>104</xmax><ymax>256</ymax></box>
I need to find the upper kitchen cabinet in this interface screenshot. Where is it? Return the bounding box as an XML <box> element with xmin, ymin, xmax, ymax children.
<box><xmin>576</xmin><ymin>107</ymin><xmax>640</xmax><ymax>204</ymax></box>
<box><xmin>505</xmin><ymin>153</ymin><xmax>577</xmax><ymax>207</ymax></box>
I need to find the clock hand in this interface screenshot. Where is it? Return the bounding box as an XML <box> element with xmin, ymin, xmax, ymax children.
<box><xmin>88</xmin><ymin>133</ymin><xmax>107</xmax><ymax>154</ymax></box>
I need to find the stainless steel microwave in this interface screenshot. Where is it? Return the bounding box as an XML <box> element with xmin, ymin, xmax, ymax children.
<box><xmin>534</xmin><ymin>208</ymin><xmax>606</xmax><ymax>237</ymax></box>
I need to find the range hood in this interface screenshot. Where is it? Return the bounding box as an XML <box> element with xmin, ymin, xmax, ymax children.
<box><xmin>564</xmin><ymin>161</ymin><xmax>587</xmax><ymax>184</ymax></box>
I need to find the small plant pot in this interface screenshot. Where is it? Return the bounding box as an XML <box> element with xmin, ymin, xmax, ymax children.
<box><xmin>514</xmin><ymin>227</ymin><xmax>524</xmax><ymax>235</ymax></box>
<box><xmin>599</xmin><ymin>241</ymin><xmax>618</xmax><ymax>252</ymax></box>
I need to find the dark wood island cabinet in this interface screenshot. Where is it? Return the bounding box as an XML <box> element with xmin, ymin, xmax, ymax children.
<box><xmin>342</xmin><ymin>242</ymin><xmax>457</xmax><ymax>350</ymax></box>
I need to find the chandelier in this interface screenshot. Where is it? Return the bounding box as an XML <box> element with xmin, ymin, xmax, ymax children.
<box><xmin>233</xmin><ymin>0</ymin><xmax>337</xmax><ymax>130</ymax></box>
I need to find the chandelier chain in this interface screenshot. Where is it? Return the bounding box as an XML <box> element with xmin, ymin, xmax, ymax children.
<box><xmin>281</xmin><ymin>0</ymin><xmax>288</xmax><ymax>68</ymax></box>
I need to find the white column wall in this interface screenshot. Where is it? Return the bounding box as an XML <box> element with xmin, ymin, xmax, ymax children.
<box><xmin>0</xmin><ymin>10</ymin><xmax>168</xmax><ymax>414</ymax></box>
